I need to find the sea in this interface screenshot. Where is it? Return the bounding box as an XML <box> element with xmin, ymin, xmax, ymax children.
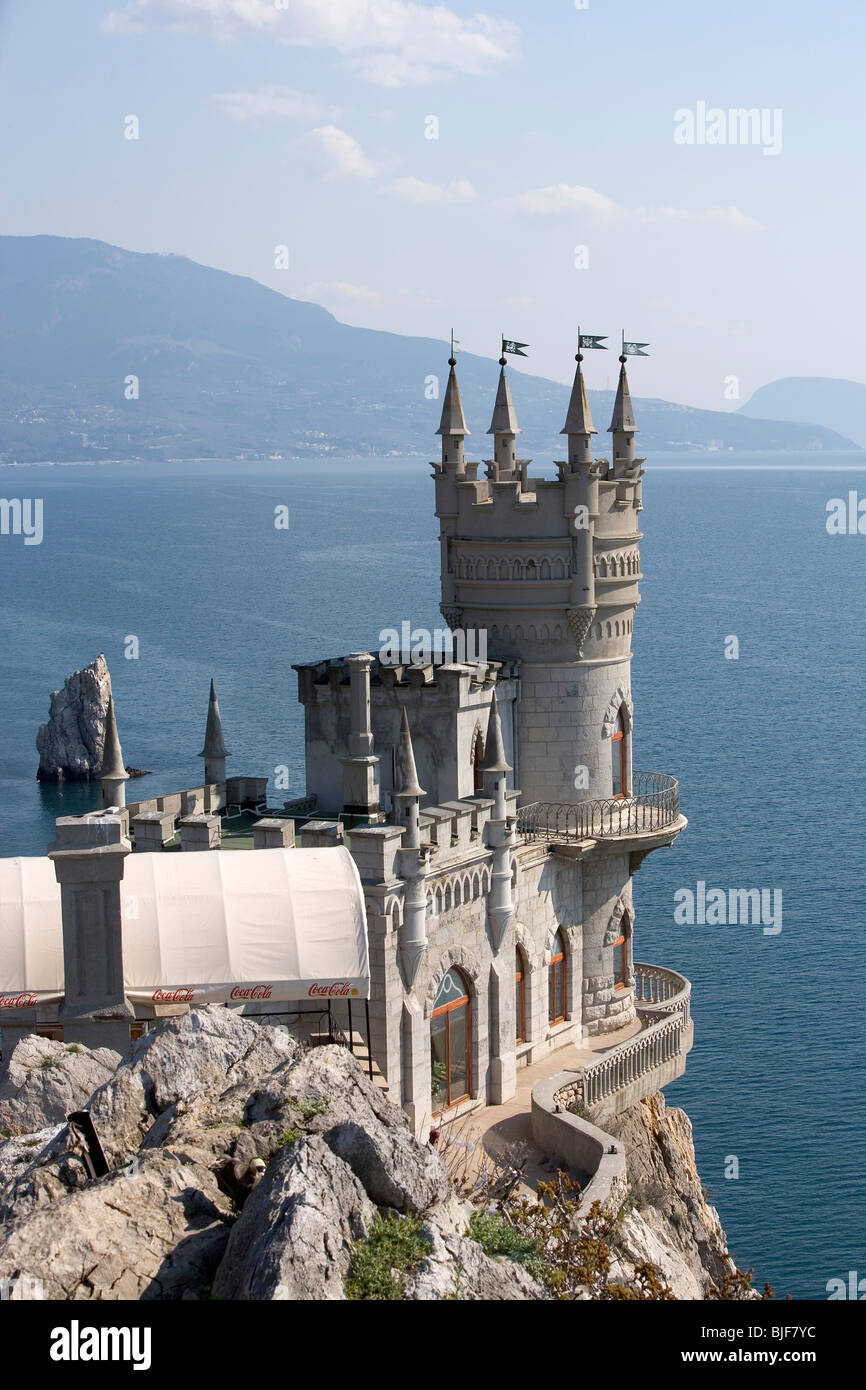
<box><xmin>1</xmin><ymin>449</ymin><xmax>864</xmax><ymax>1299</ymax></box>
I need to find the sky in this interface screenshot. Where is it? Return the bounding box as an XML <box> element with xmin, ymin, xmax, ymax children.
<box><xmin>1</xmin><ymin>0</ymin><xmax>864</xmax><ymax>409</ymax></box>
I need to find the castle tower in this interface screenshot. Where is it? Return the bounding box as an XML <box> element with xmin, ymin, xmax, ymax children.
<box><xmin>199</xmin><ymin>679</ymin><xmax>229</xmax><ymax>785</ymax></box>
<box><xmin>101</xmin><ymin>695</ymin><xmax>129</xmax><ymax>809</ymax></box>
<box><xmin>436</xmin><ymin>347</ymin><xmax>645</xmax><ymax>804</ymax></box>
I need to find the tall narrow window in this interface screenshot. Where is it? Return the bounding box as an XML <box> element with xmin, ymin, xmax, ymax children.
<box><xmin>548</xmin><ymin>929</ymin><xmax>566</xmax><ymax>1026</ymax></box>
<box><xmin>472</xmin><ymin>731</ymin><xmax>484</xmax><ymax>793</ymax></box>
<box><xmin>611</xmin><ymin>708</ymin><xmax>627</xmax><ymax>798</ymax></box>
<box><xmin>613</xmin><ymin>933</ymin><xmax>627</xmax><ymax>990</ymax></box>
<box><xmin>515</xmin><ymin>947</ymin><xmax>526</xmax><ymax>1044</ymax></box>
<box><xmin>430</xmin><ymin>968</ymin><xmax>471</xmax><ymax>1112</ymax></box>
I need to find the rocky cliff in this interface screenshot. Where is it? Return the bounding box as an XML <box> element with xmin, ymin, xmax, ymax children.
<box><xmin>0</xmin><ymin>1009</ymin><xmax>748</xmax><ymax>1301</ymax></box>
<box><xmin>35</xmin><ymin>654</ymin><xmax>112</xmax><ymax>781</ymax></box>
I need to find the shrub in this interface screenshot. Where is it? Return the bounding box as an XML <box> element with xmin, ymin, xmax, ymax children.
<box><xmin>345</xmin><ymin>1213</ymin><xmax>432</xmax><ymax>1301</ymax></box>
<box><xmin>467</xmin><ymin>1209</ymin><xmax>546</xmax><ymax>1280</ymax></box>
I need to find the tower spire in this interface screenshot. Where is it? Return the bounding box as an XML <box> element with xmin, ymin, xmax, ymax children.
<box><xmin>487</xmin><ymin>356</ymin><xmax>521</xmax><ymax>477</ymax></box>
<box><xmin>562</xmin><ymin>351</ymin><xmax>597</xmax><ymax>472</ymax></box>
<box><xmin>101</xmin><ymin>693</ymin><xmax>129</xmax><ymax>808</ymax></box>
<box><xmin>199</xmin><ymin>678</ymin><xmax>230</xmax><ymax>784</ymax></box>
<box><xmin>436</xmin><ymin>347</ymin><xmax>469</xmax><ymax>471</ymax></box>
<box><xmin>394</xmin><ymin>707</ymin><xmax>424</xmax><ymax>799</ymax></box>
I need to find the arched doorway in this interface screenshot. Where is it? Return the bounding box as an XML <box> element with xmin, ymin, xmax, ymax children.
<box><xmin>430</xmin><ymin>967</ymin><xmax>471</xmax><ymax>1112</ymax></box>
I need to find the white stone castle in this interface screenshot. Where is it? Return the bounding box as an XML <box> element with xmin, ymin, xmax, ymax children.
<box><xmin>290</xmin><ymin>346</ymin><xmax>691</xmax><ymax>1136</ymax></box>
<box><xmin>1</xmin><ymin>347</ymin><xmax>692</xmax><ymax>1144</ymax></box>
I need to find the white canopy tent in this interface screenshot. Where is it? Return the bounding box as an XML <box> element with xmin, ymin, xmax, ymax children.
<box><xmin>0</xmin><ymin>846</ymin><xmax>369</xmax><ymax>1009</ymax></box>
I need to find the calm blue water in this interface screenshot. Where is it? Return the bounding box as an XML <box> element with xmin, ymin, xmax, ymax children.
<box><xmin>1</xmin><ymin>450</ymin><xmax>864</xmax><ymax>1298</ymax></box>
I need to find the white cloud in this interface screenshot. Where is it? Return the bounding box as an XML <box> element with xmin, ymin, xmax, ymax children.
<box><xmin>653</xmin><ymin>204</ymin><xmax>761</xmax><ymax>230</ymax></box>
<box><xmin>499</xmin><ymin>183</ymin><xmax>623</xmax><ymax>221</ymax></box>
<box><xmin>210</xmin><ymin>85</ymin><xmax>341</xmax><ymax>122</ymax></box>
<box><xmin>384</xmin><ymin>177</ymin><xmax>476</xmax><ymax>205</ymax></box>
<box><xmin>102</xmin><ymin>0</ymin><xmax>521</xmax><ymax>87</ymax></box>
<box><xmin>296</xmin><ymin>125</ymin><xmax>381</xmax><ymax>181</ymax></box>
<box><xmin>500</xmin><ymin>183</ymin><xmax>760</xmax><ymax>229</ymax></box>
<box><xmin>299</xmin><ymin>281</ymin><xmax>382</xmax><ymax>307</ymax></box>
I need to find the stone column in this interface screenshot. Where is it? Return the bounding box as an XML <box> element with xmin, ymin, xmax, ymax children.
<box><xmin>401</xmin><ymin>996</ymin><xmax>432</xmax><ymax>1140</ymax></box>
<box><xmin>48</xmin><ymin>813</ymin><xmax>134</xmax><ymax>1053</ymax></box>
<box><xmin>341</xmin><ymin>652</ymin><xmax>380</xmax><ymax>816</ymax></box>
<box><xmin>487</xmin><ymin>950</ymin><xmax>517</xmax><ymax>1105</ymax></box>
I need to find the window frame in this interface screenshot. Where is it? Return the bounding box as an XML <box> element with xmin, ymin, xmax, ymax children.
<box><xmin>548</xmin><ymin>930</ymin><xmax>567</xmax><ymax>1026</ymax></box>
<box><xmin>431</xmin><ymin>968</ymin><xmax>472</xmax><ymax>1113</ymax></box>
<box><xmin>515</xmin><ymin>946</ymin><xmax>526</xmax><ymax>1044</ymax></box>
<box><xmin>611</xmin><ymin>708</ymin><xmax>628</xmax><ymax>799</ymax></box>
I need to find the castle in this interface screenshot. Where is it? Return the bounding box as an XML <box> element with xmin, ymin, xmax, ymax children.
<box><xmin>0</xmin><ymin>347</ymin><xmax>692</xmax><ymax>1143</ymax></box>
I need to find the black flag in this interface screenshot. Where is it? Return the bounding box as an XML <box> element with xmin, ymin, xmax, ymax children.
<box><xmin>578</xmin><ymin>333</ymin><xmax>607</xmax><ymax>350</ymax></box>
<box><xmin>501</xmin><ymin>338</ymin><xmax>529</xmax><ymax>357</ymax></box>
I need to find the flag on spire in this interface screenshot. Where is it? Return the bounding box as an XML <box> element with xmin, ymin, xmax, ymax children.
<box><xmin>622</xmin><ymin>340</ymin><xmax>650</xmax><ymax>356</ymax></box>
<box><xmin>578</xmin><ymin>333</ymin><xmax>607</xmax><ymax>351</ymax></box>
<box><xmin>501</xmin><ymin>338</ymin><xmax>529</xmax><ymax>357</ymax></box>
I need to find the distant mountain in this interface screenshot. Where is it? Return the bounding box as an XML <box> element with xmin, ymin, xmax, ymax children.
<box><xmin>0</xmin><ymin>236</ymin><xmax>856</xmax><ymax>462</ymax></box>
<box><xmin>739</xmin><ymin>376</ymin><xmax>866</xmax><ymax>448</ymax></box>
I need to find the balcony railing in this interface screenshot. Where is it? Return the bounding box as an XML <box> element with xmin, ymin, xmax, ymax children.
<box><xmin>516</xmin><ymin>772</ymin><xmax>679</xmax><ymax>844</ymax></box>
<box><xmin>633</xmin><ymin>961</ymin><xmax>691</xmax><ymax>1030</ymax></box>
<box><xmin>579</xmin><ymin>1008</ymin><xmax>687</xmax><ymax>1108</ymax></box>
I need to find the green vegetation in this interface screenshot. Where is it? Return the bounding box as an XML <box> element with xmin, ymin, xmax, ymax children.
<box><xmin>277</xmin><ymin>1127</ymin><xmax>303</xmax><ymax>1149</ymax></box>
<box><xmin>345</xmin><ymin>1214</ymin><xmax>432</xmax><ymax>1301</ymax></box>
<box><xmin>289</xmin><ymin>1096</ymin><xmax>330</xmax><ymax>1120</ymax></box>
<box><xmin>467</xmin><ymin>1209</ymin><xmax>546</xmax><ymax>1280</ymax></box>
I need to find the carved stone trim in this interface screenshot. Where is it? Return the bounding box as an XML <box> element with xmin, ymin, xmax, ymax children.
<box><xmin>565</xmin><ymin>606</ymin><xmax>596</xmax><ymax>658</ymax></box>
<box><xmin>601</xmin><ymin>685</ymin><xmax>634</xmax><ymax>736</ymax></box>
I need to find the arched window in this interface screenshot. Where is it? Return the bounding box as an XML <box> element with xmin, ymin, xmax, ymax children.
<box><xmin>431</xmin><ymin>968</ymin><xmax>471</xmax><ymax>1112</ymax></box>
<box><xmin>548</xmin><ymin>930</ymin><xmax>566</xmax><ymax>1026</ymax></box>
<box><xmin>613</xmin><ymin>912</ymin><xmax>630</xmax><ymax>990</ymax></box>
<box><xmin>611</xmin><ymin>708</ymin><xmax>627</xmax><ymax>798</ymax></box>
<box><xmin>515</xmin><ymin>947</ymin><xmax>526</xmax><ymax>1044</ymax></box>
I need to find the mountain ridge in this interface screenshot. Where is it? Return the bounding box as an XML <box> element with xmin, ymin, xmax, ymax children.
<box><xmin>0</xmin><ymin>235</ymin><xmax>856</xmax><ymax>462</ymax></box>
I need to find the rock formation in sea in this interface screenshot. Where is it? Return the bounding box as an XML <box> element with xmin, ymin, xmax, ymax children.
<box><xmin>0</xmin><ymin>1008</ymin><xmax>753</xmax><ymax>1301</ymax></box>
<box><xmin>35</xmin><ymin>654</ymin><xmax>112</xmax><ymax>782</ymax></box>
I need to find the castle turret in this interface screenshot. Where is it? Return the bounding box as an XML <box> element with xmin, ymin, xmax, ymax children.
<box><xmin>609</xmin><ymin>353</ymin><xmax>637</xmax><ymax>475</ymax></box>
<box><xmin>562</xmin><ymin>352</ymin><xmax>600</xmax><ymax>649</ymax></box>
<box><xmin>100</xmin><ymin>695</ymin><xmax>129</xmax><ymax>809</ymax></box>
<box><xmin>482</xmin><ymin>690</ymin><xmax>515</xmax><ymax>948</ymax></box>
<box><xmin>436</xmin><ymin>356</ymin><xmax>468</xmax><ymax>474</ymax></box>
<box><xmin>199</xmin><ymin>679</ymin><xmax>229</xmax><ymax>785</ymax></box>
<box><xmin>487</xmin><ymin>358</ymin><xmax>521</xmax><ymax>479</ymax></box>
<box><xmin>393</xmin><ymin>709</ymin><xmax>428</xmax><ymax>988</ymax></box>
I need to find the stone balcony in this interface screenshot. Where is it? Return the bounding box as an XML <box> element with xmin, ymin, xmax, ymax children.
<box><xmin>564</xmin><ymin>961</ymin><xmax>693</xmax><ymax>1120</ymax></box>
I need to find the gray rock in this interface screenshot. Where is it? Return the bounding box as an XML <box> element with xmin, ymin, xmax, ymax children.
<box><xmin>88</xmin><ymin>1006</ymin><xmax>300</xmax><ymax>1165</ymax></box>
<box><xmin>0</xmin><ymin>1126</ymin><xmax>63</xmax><ymax>1196</ymax></box>
<box><xmin>405</xmin><ymin>1221</ymin><xmax>544</xmax><ymax>1301</ymax></box>
<box><xmin>212</xmin><ymin>1136</ymin><xmax>376</xmax><ymax>1301</ymax></box>
<box><xmin>0</xmin><ymin>1035</ymin><xmax>119</xmax><ymax>1133</ymax></box>
<box><xmin>246</xmin><ymin>1045</ymin><xmax>451</xmax><ymax>1213</ymax></box>
<box><xmin>35</xmin><ymin>653</ymin><xmax>112</xmax><ymax>781</ymax></box>
<box><xmin>0</xmin><ymin>1150</ymin><xmax>231</xmax><ymax>1300</ymax></box>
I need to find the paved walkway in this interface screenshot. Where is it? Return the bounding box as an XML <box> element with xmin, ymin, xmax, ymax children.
<box><xmin>439</xmin><ymin>1018</ymin><xmax>641</xmax><ymax>1196</ymax></box>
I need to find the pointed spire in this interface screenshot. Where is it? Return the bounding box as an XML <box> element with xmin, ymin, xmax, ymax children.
<box><xmin>199</xmin><ymin>678</ymin><xmax>229</xmax><ymax>759</ymax></box>
<box><xmin>487</xmin><ymin>362</ymin><xmax>521</xmax><ymax>436</ymax></box>
<box><xmin>608</xmin><ymin>357</ymin><xmax>637</xmax><ymax>433</ymax></box>
<box><xmin>436</xmin><ymin>359</ymin><xmax>469</xmax><ymax>437</ymax></box>
<box><xmin>394</xmin><ymin>708</ymin><xmax>425</xmax><ymax>797</ymax></box>
<box><xmin>481</xmin><ymin>690</ymin><xmax>511</xmax><ymax>773</ymax></box>
<box><xmin>101</xmin><ymin>694</ymin><xmax>129</xmax><ymax>782</ymax></box>
<box><xmin>561</xmin><ymin>355</ymin><xmax>596</xmax><ymax>436</ymax></box>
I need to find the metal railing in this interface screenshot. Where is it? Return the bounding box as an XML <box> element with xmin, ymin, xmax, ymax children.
<box><xmin>516</xmin><ymin>772</ymin><xmax>679</xmax><ymax>843</ymax></box>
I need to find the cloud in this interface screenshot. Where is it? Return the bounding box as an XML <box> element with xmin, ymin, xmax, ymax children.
<box><xmin>384</xmin><ymin>177</ymin><xmax>476</xmax><ymax>205</ymax></box>
<box><xmin>102</xmin><ymin>0</ymin><xmax>521</xmax><ymax>87</ymax></box>
<box><xmin>499</xmin><ymin>184</ymin><xmax>623</xmax><ymax>221</ymax></box>
<box><xmin>210</xmin><ymin>85</ymin><xmax>342</xmax><ymax>122</ymax></box>
<box><xmin>296</xmin><ymin>125</ymin><xmax>381</xmax><ymax>181</ymax></box>
<box><xmin>499</xmin><ymin>182</ymin><xmax>760</xmax><ymax>229</ymax></box>
<box><xmin>299</xmin><ymin>281</ymin><xmax>382</xmax><ymax>307</ymax></box>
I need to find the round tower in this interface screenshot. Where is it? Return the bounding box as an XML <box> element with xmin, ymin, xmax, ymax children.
<box><xmin>434</xmin><ymin>349</ymin><xmax>645</xmax><ymax>805</ymax></box>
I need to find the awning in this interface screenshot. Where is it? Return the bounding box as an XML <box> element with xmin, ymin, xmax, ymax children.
<box><xmin>0</xmin><ymin>846</ymin><xmax>369</xmax><ymax>1008</ymax></box>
